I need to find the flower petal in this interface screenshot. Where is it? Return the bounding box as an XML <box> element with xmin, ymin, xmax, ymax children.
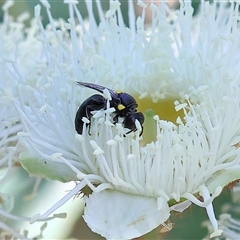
<box><xmin>207</xmin><ymin>167</ymin><xmax>240</xmax><ymax>193</ymax></box>
<box><xmin>83</xmin><ymin>190</ymin><xmax>170</xmax><ymax>239</ymax></box>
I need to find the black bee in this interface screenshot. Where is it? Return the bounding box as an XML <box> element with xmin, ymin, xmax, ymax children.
<box><xmin>75</xmin><ymin>82</ymin><xmax>144</xmax><ymax>136</ymax></box>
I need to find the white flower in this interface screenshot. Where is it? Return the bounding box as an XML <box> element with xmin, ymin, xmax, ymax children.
<box><xmin>0</xmin><ymin>1</ymin><xmax>65</xmax><ymax>238</ymax></box>
<box><xmin>0</xmin><ymin>1</ymin><xmax>28</xmax><ymax>237</ymax></box>
<box><xmin>2</xmin><ymin>0</ymin><xmax>240</xmax><ymax>239</ymax></box>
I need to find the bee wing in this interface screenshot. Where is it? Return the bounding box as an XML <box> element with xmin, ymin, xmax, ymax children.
<box><xmin>76</xmin><ymin>81</ymin><xmax>119</xmax><ymax>99</ymax></box>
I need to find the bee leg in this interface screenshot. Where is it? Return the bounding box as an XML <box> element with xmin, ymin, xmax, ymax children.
<box><xmin>113</xmin><ymin>114</ymin><xmax>119</xmax><ymax>124</ymax></box>
<box><xmin>122</xmin><ymin>112</ymin><xmax>144</xmax><ymax>136</ymax></box>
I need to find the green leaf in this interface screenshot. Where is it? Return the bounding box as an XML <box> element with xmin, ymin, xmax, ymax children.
<box><xmin>20</xmin><ymin>151</ymin><xmax>78</xmax><ymax>182</ymax></box>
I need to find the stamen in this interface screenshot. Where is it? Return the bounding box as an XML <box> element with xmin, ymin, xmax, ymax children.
<box><xmin>0</xmin><ymin>221</ymin><xmax>28</xmax><ymax>240</ymax></box>
<box><xmin>35</xmin><ymin>180</ymin><xmax>87</xmax><ymax>220</ymax></box>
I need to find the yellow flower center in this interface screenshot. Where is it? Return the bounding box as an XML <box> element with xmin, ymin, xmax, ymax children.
<box><xmin>137</xmin><ymin>97</ymin><xmax>185</xmax><ymax>144</ymax></box>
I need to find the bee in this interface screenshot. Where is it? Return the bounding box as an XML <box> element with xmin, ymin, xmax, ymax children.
<box><xmin>75</xmin><ymin>82</ymin><xmax>144</xmax><ymax>136</ymax></box>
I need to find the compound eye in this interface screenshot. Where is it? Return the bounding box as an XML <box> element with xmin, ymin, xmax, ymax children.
<box><xmin>129</xmin><ymin>106</ymin><xmax>137</xmax><ymax>112</ymax></box>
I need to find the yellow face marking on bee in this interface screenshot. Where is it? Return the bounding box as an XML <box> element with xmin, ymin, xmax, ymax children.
<box><xmin>117</xmin><ymin>104</ymin><xmax>125</xmax><ymax>110</ymax></box>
